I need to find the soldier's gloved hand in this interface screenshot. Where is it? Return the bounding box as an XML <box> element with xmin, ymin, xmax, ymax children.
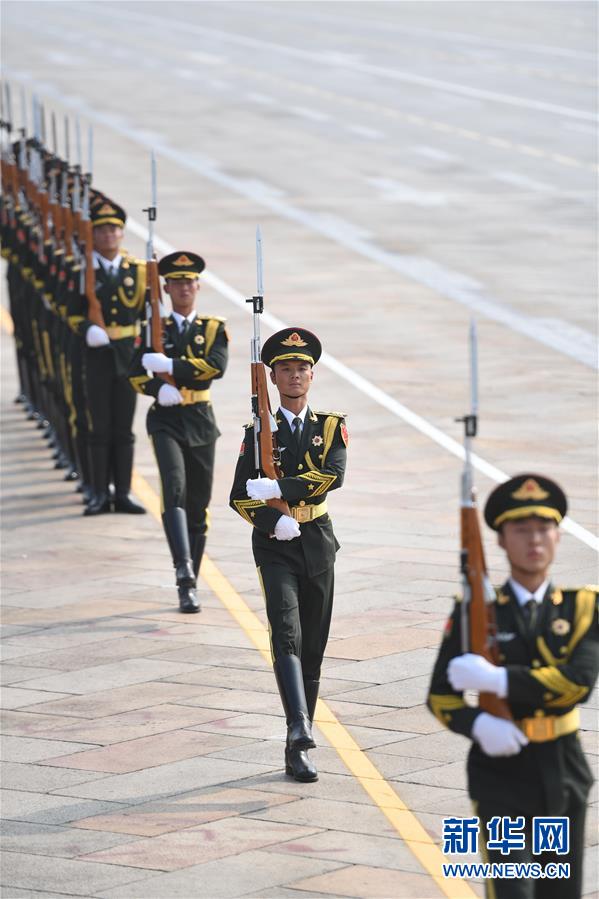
<box><xmin>246</xmin><ymin>477</ymin><xmax>282</xmax><ymax>501</ymax></box>
<box><xmin>86</xmin><ymin>325</ymin><xmax>110</xmax><ymax>348</ymax></box>
<box><xmin>274</xmin><ymin>515</ymin><xmax>301</xmax><ymax>541</ymax></box>
<box><xmin>142</xmin><ymin>352</ymin><xmax>173</xmax><ymax>374</ymax></box>
<box><xmin>157</xmin><ymin>384</ymin><xmax>183</xmax><ymax>406</ymax></box>
<box><xmin>471</xmin><ymin>713</ymin><xmax>529</xmax><ymax>757</ymax></box>
<box><xmin>448</xmin><ymin>653</ymin><xmax>508</xmax><ymax>698</ymax></box>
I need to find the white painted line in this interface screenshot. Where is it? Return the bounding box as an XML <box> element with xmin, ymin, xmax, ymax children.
<box><xmin>246</xmin><ymin>92</ymin><xmax>275</xmax><ymax>105</ymax></box>
<box><xmin>84</xmin><ymin>6</ymin><xmax>598</xmax><ymax>123</ymax></box>
<box><xmin>125</xmin><ymin>215</ymin><xmax>598</xmax><ymax>555</ymax></box>
<box><xmin>7</xmin><ymin>67</ymin><xmax>596</xmax><ymax>372</ymax></box>
<box><xmin>368</xmin><ymin>178</ymin><xmax>448</xmax><ymax>206</ymax></box>
<box><xmin>346</xmin><ymin>124</ymin><xmax>384</xmax><ymax>140</ymax></box>
<box><xmin>413</xmin><ymin>146</ymin><xmax>458</xmax><ymax>163</ymax></box>
<box><xmin>289</xmin><ymin>106</ymin><xmax>330</xmax><ymax>123</ymax></box>
<box><xmin>492</xmin><ymin>171</ymin><xmax>554</xmax><ymax>193</ymax></box>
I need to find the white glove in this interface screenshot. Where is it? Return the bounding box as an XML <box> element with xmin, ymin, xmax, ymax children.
<box><xmin>448</xmin><ymin>653</ymin><xmax>508</xmax><ymax>698</ymax></box>
<box><xmin>472</xmin><ymin>712</ymin><xmax>529</xmax><ymax>757</ymax></box>
<box><xmin>86</xmin><ymin>325</ymin><xmax>110</xmax><ymax>348</ymax></box>
<box><xmin>142</xmin><ymin>352</ymin><xmax>173</xmax><ymax>374</ymax></box>
<box><xmin>246</xmin><ymin>477</ymin><xmax>282</xmax><ymax>501</ymax></box>
<box><xmin>274</xmin><ymin>515</ymin><xmax>301</xmax><ymax>541</ymax></box>
<box><xmin>157</xmin><ymin>384</ymin><xmax>183</xmax><ymax>406</ymax></box>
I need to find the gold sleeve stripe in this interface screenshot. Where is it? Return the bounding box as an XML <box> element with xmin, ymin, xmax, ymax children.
<box><xmin>232</xmin><ymin>498</ymin><xmax>265</xmax><ymax>525</ymax></box>
<box><xmin>428</xmin><ymin>693</ymin><xmax>466</xmax><ymax>724</ymax></box>
<box><xmin>186</xmin><ymin>357</ymin><xmax>221</xmax><ymax>380</ymax></box>
<box><xmin>567</xmin><ymin>589</ymin><xmax>597</xmax><ymax>655</ymax></box>
<box><xmin>297</xmin><ymin>469</ymin><xmax>337</xmax><ymax>497</ymax></box>
<box><xmin>204</xmin><ymin>318</ymin><xmax>220</xmax><ymax>355</ymax></box>
<box><xmin>130</xmin><ymin>374</ymin><xmax>152</xmax><ymax>394</ymax></box>
<box><xmin>321</xmin><ymin>415</ymin><xmax>339</xmax><ymax>465</ymax></box>
<box><xmin>530</xmin><ymin>667</ymin><xmax>589</xmax><ymax>706</ymax></box>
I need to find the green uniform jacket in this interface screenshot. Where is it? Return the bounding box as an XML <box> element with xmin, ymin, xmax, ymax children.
<box><xmin>128</xmin><ymin>313</ymin><xmax>228</xmax><ymax>446</ymax></box>
<box><xmin>68</xmin><ymin>253</ymin><xmax>146</xmax><ymax>378</ymax></box>
<box><xmin>427</xmin><ymin>581</ymin><xmax>598</xmax><ymax>813</ymax></box>
<box><xmin>230</xmin><ymin>408</ymin><xmax>348</xmax><ymax>577</ymax></box>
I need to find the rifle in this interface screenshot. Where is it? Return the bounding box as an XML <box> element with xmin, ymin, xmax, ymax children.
<box><xmin>79</xmin><ymin>158</ymin><xmax>106</xmax><ymax>329</ymax></box>
<box><xmin>246</xmin><ymin>227</ymin><xmax>291</xmax><ymax>518</ymax></box>
<box><xmin>457</xmin><ymin>320</ymin><xmax>511</xmax><ymax>720</ymax></box>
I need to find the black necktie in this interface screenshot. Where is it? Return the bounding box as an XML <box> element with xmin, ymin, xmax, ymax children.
<box><xmin>180</xmin><ymin>319</ymin><xmax>189</xmax><ymax>336</ymax></box>
<box><xmin>522</xmin><ymin>598</ymin><xmax>538</xmax><ymax>633</ymax></box>
<box><xmin>292</xmin><ymin>416</ymin><xmax>302</xmax><ymax>448</ymax></box>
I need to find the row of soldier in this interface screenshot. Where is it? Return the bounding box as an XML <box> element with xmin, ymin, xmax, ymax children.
<box><xmin>1</xmin><ymin>97</ymin><xmax>597</xmax><ymax>899</ymax></box>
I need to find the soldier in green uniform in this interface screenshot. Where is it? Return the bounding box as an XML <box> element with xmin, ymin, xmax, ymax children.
<box><xmin>128</xmin><ymin>251</ymin><xmax>228</xmax><ymax>613</ymax></box>
<box><xmin>230</xmin><ymin>328</ymin><xmax>348</xmax><ymax>783</ymax></box>
<box><xmin>427</xmin><ymin>474</ymin><xmax>598</xmax><ymax>899</ymax></box>
<box><xmin>69</xmin><ymin>199</ymin><xmax>147</xmax><ymax>516</ymax></box>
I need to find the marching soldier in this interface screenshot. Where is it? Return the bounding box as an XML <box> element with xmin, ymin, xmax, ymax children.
<box><xmin>70</xmin><ymin>199</ymin><xmax>146</xmax><ymax>515</ymax></box>
<box><xmin>428</xmin><ymin>474</ymin><xmax>598</xmax><ymax>899</ymax></box>
<box><xmin>128</xmin><ymin>251</ymin><xmax>228</xmax><ymax>613</ymax></box>
<box><xmin>230</xmin><ymin>328</ymin><xmax>348</xmax><ymax>783</ymax></box>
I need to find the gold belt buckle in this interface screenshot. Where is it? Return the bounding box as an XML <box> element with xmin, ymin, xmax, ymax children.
<box><xmin>294</xmin><ymin>506</ymin><xmax>311</xmax><ymax>523</ymax></box>
<box><xmin>522</xmin><ymin>717</ymin><xmax>555</xmax><ymax>742</ymax></box>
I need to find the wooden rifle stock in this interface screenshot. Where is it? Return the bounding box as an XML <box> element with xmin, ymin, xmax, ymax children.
<box><xmin>251</xmin><ymin>359</ymin><xmax>290</xmax><ymax>517</ymax></box>
<box><xmin>147</xmin><ymin>256</ymin><xmax>175</xmax><ymax>385</ymax></box>
<box><xmin>81</xmin><ymin>216</ymin><xmax>106</xmax><ymax>328</ymax></box>
<box><xmin>461</xmin><ymin>505</ymin><xmax>512</xmax><ymax>720</ymax></box>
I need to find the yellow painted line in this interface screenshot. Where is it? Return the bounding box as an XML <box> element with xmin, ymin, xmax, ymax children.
<box><xmin>132</xmin><ymin>469</ymin><xmax>476</xmax><ymax>898</ymax></box>
<box><xmin>0</xmin><ymin>305</ymin><xmax>15</xmax><ymax>335</ymax></box>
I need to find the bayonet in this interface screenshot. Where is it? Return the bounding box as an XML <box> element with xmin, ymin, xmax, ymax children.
<box><xmin>40</xmin><ymin>102</ymin><xmax>47</xmax><ymax>148</ymax></box>
<box><xmin>87</xmin><ymin>125</ymin><xmax>93</xmax><ymax>182</ymax></box>
<box><xmin>20</xmin><ymin>86</ymin><xmax>27</xmax><ymax>137</ymax></box>
<box><xmin>64</xmin><ymin>115</ymin><xmax>70</xmax><ymax>163</ymax></box>
<box><xmin>51</xmin><ymin>112</ymin><xmax>58</xmax><ymax>156</ymax></box>
<box><xmin>75</xmin><ymin>116</ymin><xmax>82</xmax><ymax>170</ymax></box>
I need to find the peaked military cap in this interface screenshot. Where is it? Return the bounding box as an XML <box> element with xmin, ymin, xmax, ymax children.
<box><xmin>261</xmin><ymin>328</ymin><xmax>322</xmax><ymax>368</ymax></box>
<box><xmin>91</xmin><ymin>199</ymin><xmax>126</xmax><ymax>228</ymax></box>
<box><xmin>158</xmin><ymin>251</ymin><xmax>206</xmax><ymax>280</ymax></box>
<box><xmin>484</xmin><ymin>473</ymin><xmax>567</xmax><ymax>531</ymax></box>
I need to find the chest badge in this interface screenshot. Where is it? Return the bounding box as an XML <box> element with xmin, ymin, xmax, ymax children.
<box><xmin>123</xmin><ymin>276</ymin><xmax>134</xmax><ymax>287</ymax></box>
<box><xmin>194</xmin><ymin>334</ymin><xmax>205</xmax><ymax>345</ymax></box>
<box><xmin>312</xmin><ymin>435</ymin><xmax>323</xmax><ymax>446</ymax></box>
<box><xmin>551</xmin><ymin>618</ymin><xmax>571</xmax><ymax>636</ymax></box>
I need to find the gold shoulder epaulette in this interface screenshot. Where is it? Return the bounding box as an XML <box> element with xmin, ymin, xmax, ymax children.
<box><xmin>243</xmin><ymin>420</ymin><xmax>254</xmax><ymax>430</ymax></box>
<box><xmin>453</xmin><ymin>593</ymin><xmax>463</xmax><ymax>604</ymax></box>
<box><xmin>313</xmin><ymin>410</ymin><xmax>347</xmax><ymax>419</ymax></box>
<box><xmin>196</xmin><ymin>315</ymin><xmax>227</xmax><ymax>323</ymax></box>
<box><xmin>123</xmin><ymin>254</ymin><xmax>144</xmax><ymax>266</ymax></box>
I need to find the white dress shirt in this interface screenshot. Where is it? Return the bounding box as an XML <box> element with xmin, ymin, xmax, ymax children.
<box><xmin>278</xmin><ymin>405</ymin><xmax>308</xmax><ymax>432</ymax></box>
<box><xmin>93</xmin><ymin>251</ymin><xmax>122</xmax><ymax>275</ymax></box>
<box><xmin>509</xmin><ymin>577</ymin><xmax>549</xmax><ymax>607</ymax></box>
<box><xmin>171</xmin><ymin>310</ymin><xmax>197</xmax><ymax>332</ymax></box>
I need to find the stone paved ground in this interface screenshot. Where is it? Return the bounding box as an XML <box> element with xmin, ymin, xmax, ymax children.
<box><xmin>1</xmin><ymin>2</ymin><xmax>598</xmax><ymax>898</ymax></box>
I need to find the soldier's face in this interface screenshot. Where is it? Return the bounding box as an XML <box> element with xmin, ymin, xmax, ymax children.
<box><xmin>270</xmin><ymin>360</ymin><xmax>313</xmax><ymax>400</ymax></box>
<box><xmin>165</xmin><ymin>278</ymin><xmax>199</xmax><ymax>314</ymax></box>
<box><xmin>498</xmin><ymin>517</ymin><xmax>560</xmax><ymax>578</ymax></box>
<box><xmin>93</xmin><ymin>224</ymin><xmax>123</xmax><ymax>255</ymax></box>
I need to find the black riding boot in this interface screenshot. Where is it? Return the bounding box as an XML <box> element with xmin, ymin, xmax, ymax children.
<box><xmin>112</xmin><ymin>444</ymin><xmax>146</xmax><ymax>514</ymax></box>
<box><xmin>84</xmin><ymin>445</ymin><xmax>111</xmax><ymax>515</ymax></box>
<box><xmin>162</xmin><ymin>508</ymin><xmax>199</xmax><ymax>613</ymax></box>
<box><xmin>304</xmin><ymin>679</ymin><xmax>320</xmax><ymax>724</ymax></box>
<box><xmin>190</xmin><ymin>533</ymin><xmax>206</xmax><ymax>580</ymax></box>
<box><xmin>274</xmin><ymin>655</ymin><xmax>317</xmax><ymax>783</ymax></box>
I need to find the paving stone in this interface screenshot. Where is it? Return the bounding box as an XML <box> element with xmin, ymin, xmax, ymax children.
<box><xmin>0</xmin><ymin>687</ymin><xmax>73</xmax><ymax>709</ymax></box>
<box><xmin>293</xmin><ymin>863</ymin><xmax>446</xmax><ymax>898</ymax></box>
<box><xmin>1</xmin><ymin>790</ymin><xmax>128</xmax><ymax>826</ymax></box>
<box><xmin>23</xmin><ymin>682</ymin><xmax>216</xmax><ymax>719</ymax></box>
<box><xmin>355</xmin><ymin>704</ymin><xmax>443</xmax><ymax>733</ymax></box>
<box><xmin>1</xmin><ymin>761</ymin><xmax>109</xmax><ymax>793</ymax></box>
<box><xmin>250</xmin><ymin>797</ymin><xmax>398</xmax><ymax>838</ymax></box>
<box><xmin>56</xmin><ymin>755</ymin><xmax>277</xmax><ymax>803</ymax></box>
<box><xmin>47</xmin><ymin>728</ymin><xmax>253</xmax><ymax>774</ymax></box>
<box><xmin>326</xmin><ymin>627</ymin><xmax>441</xmax><ymax>660</ymax></box>
<box><xmin>81</xmin><ymin>815</ymin><xmax>324</xmax><ymax>871</ymax></box>
<box><xmin>99</xmin><ymin>848</ymin><xmax>344</xmax><ymax>898</ymax></box>
<box><xmin>329</xmin><ymin>674</ymin><xmax>432</xmax><ymax>708</ymax></box>
<box><xmin>74</xmin><ymin>786</ymin><xmax>296</xmax><ymax>836</ymax></box>
<box><xmin>1</xmin><ymin>736</ymin><xmax>100</xmax><ymax>764</ymax></box>
<box><xmin>7</xmin><ymin>636</ymin><xmax>197</xmax><ymax>672</ymax></box>
<box><xmin>15</xmin><ymin>658</ymin><xmax>203</xmax><ymax>694</ymax></box>
<box><xmin>0</xmin><ymin>819</ymin><xmax>138</xmax><ymax>858</ymax></box>
<box><xmin>177</xmin><ymin>687</ymin><xmax>283</xmax><ymax>716</ymax></box>
<box><xmin>0</xmin><ymin>849</ymin><xmax>148</xmax><ymax>896</ymax></box>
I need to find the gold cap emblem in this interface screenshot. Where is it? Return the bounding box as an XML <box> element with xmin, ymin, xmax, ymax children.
<box><xmin>98</xmin><ymin>203</ymin><xmax>116</xmax><ymax>215</ymax></box>
<box><xmin>173</xmin><ymin>254</ymin><xmax>194</xmax><ymax>267</ymax></box>
<box><xmin>511</xmin><ymin>479</ymin><xmax>550</xmax><ymax>501</ymax></box>
<box><xmin>281</xmin><ymin>332</ymin><xmax>307</xmax><ymax>347</ymax></box>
